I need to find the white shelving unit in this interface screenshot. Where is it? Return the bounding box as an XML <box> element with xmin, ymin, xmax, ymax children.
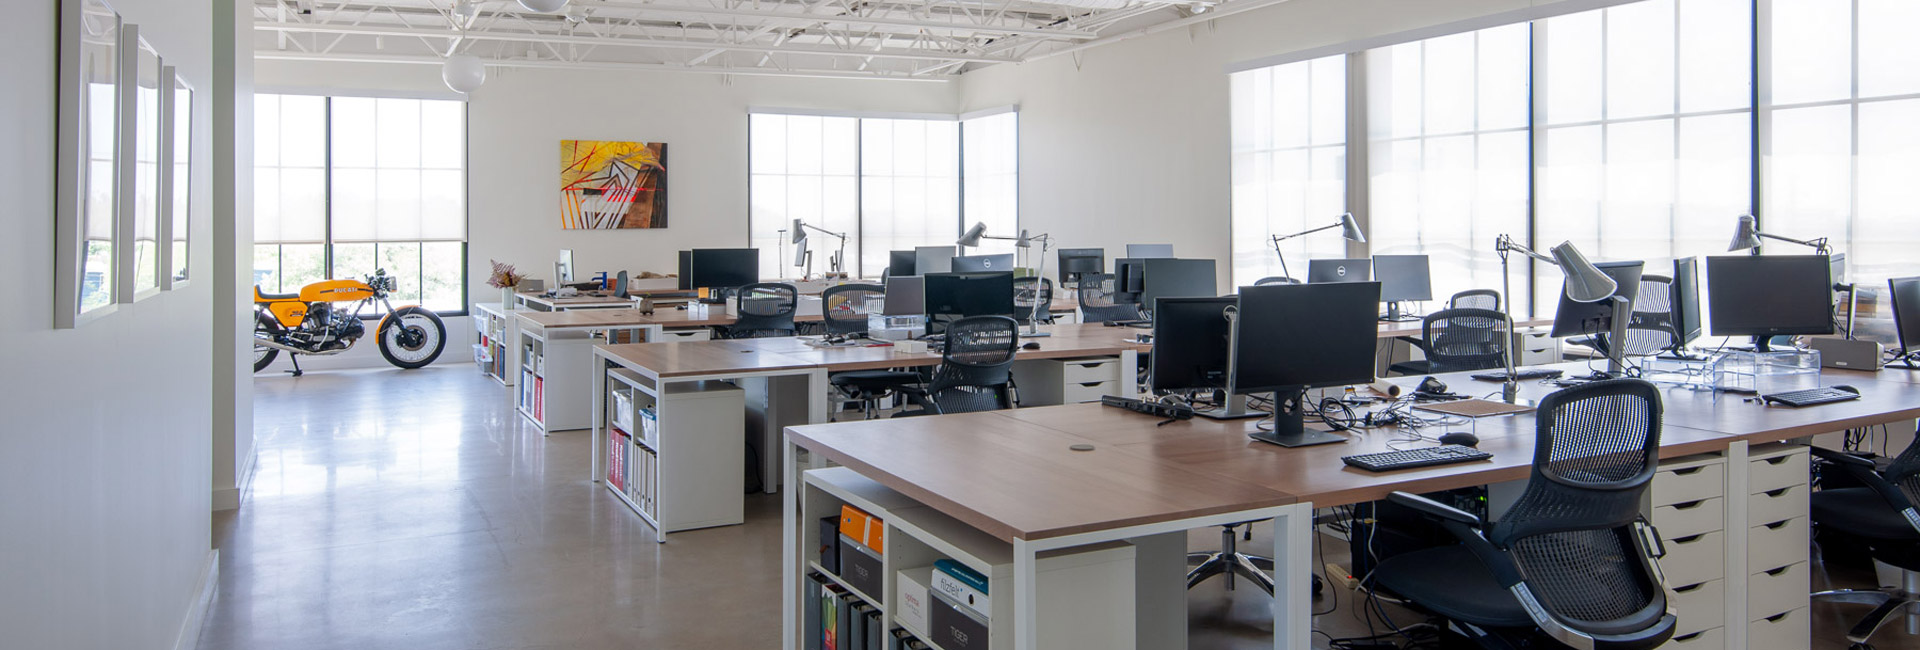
<box><xmin>798</xmin><ymin>467</ymin><xmax>1136</xmax><ymax>650</ymax></box>
<box><xmin>604</xmin><ymin>369</ymin><xmax>745</xmax><ymax>542</ymax></box>
<box><xmin>472</xmin><ymin>303</ymin><xmax>518</xmax><ymax>387</ymax></box>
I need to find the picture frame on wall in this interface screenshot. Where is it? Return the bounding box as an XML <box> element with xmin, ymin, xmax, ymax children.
<box><xmin>124</xmin><ymin>29</ymin><xmax>162</xmax><ymax>301</ymax></box>
<box><xmin>162</xmin><ymin>67</ymin><xmax>191</xmax><ymax>288</ymax></box>
<box><xmin>54</xmin><ymin>0</ymin><xmax>121</xmax><ymax>327</ymax></box>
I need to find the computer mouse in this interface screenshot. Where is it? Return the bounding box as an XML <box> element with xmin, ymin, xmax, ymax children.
<box><xmin>1438</xmin><ymin>432</ymin><xmax>1480</xmax><ymax>448</ymax></box>
<box><xmin>1021</xmin><ymin>342</ymin><xmax>1041</xmax><ymax>350</ymax></box>
<box><xmin>1833</xmin><ymin>384</ymin><xmax>1860</xmax><ymax>395</ymax></box>
<box><xmin>675</xmin><ymin>304</ymin><xmax>688</xmax><ymax>310</ymax></box>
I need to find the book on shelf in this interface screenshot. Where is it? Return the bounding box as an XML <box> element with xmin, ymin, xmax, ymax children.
<box><xmin>932</xmin><ymin>560</ymin><xmax>989</xmax><ymax>616</ymax></box>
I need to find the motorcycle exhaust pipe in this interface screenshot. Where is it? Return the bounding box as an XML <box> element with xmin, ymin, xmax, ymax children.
<box><xmin>254</xmin><ymin>338</ymin><xmax>349</xmax><ymax>356</ymax></box>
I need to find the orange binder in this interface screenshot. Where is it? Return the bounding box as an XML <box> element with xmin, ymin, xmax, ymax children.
<box><xmin>839</xmin><ymin>505</ymin><xmax>884</xmax><ymax>553</ymax></box>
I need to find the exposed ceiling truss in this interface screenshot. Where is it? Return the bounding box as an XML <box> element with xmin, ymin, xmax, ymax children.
<box><xmin>250</xmin><ymin>0</ymin><xmax>1278</xmax><ymax>81</ymax></box>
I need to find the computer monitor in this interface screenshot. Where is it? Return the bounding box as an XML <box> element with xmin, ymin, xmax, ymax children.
<box><xmin>1126</xmin><ymin>244</ymin><xmax>1174</xmax><ymax>259</ymax></box>
<box><xmin>1890</xmin><ymin>276</ymin><xmax>1920</xmax><ymax>364</ymax></box>
<box><xmin>1307</xmin><ymin>258</ymin><xmax>1372</xmax><ymax>284</ymax></box>
<box><xmin>1149</xmin><ymin>297</ymin><xmax>1236</xmax><ymax>395</ymax></box>
<box><xmin>1113</xmin><ymin>258</ymin><xmax>1147</xmax><ymax>304</ymax></box>
<box><xmin>1671</xmin><ymin>257</ymin><xmax>1703</xmax><ymax>348</ymax></box>
<box><xmin>923</xmin><ymin>272</ymin><xmax>1015</xmax><ymax>335</ymax></box>
<box><xmin>677</xmin><ymin>250</ymin><xmax>693</xmax><ymax>290</ymax></box>
<box><xmin>687</xmin><ymin>248</ymin><xmax>759</xmax><ymax>290</ymax></box>
<box><xmin>1140</xmin><ymin>259</ymin><xmax>1217</xmax><ymax>310</ymax></box>
<box><xmin>953</xmin><ymin>254</ymin><xmax>1016</xmax><ymax>273</ymax></box>
<box><xmin>1706</xmin><ymin>255</ymin><xmax>1834</xmax><ymax>351</ymax></box>
<box><xmin>1230</xmin><ymin>282</ymin><xmax>1381</xmax><ymax>442</ymax></box>
<box><xmin>1372</xmin><ymin>254</ymin><xmax>1433</xmax><ymax>304</ymax></box>
<box><xmin>915</xmin><ymin>246</ymin><xmax>956</xmax><ymax>275</ymax></box>
<box><xmin>1548</xmin><ymin>261</ymin><xmax>1645</xmax><ymax>340</ymax></box>
<box><xmin>557</xmin><ymin>249</ymin><xmax>576</xmax><ymax>285</ymax></box>
<box><xmin>889</xmin><ymin>250</ymin><xmax>917</xmax><ymax>277</ymax></box>
<box><xmin>883</xmin><ymin>275</ymin><xmax>926</xmax><ymax>316</ymax></box>
<box><xmin>1057</xmin><ymin>248</ymin><xmax>1105</xmax><ymax>286</ymax></box>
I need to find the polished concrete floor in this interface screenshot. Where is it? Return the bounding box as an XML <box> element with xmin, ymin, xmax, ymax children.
<box><xmin>203</xmin><ymin>365</ymin><xmax>1915</xmax><ymax>649</ymax></box>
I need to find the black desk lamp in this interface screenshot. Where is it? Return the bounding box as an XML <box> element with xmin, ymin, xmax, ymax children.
<box><xmin>1271</xmin><ymin>213</ymin><xmax>1365</xmax><ymax>281</ymax></box>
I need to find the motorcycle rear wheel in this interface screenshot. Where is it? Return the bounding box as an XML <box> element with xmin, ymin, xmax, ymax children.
<box><xmin>378</xmin><ymin>306</ymin><xmax>446</xmax><ymax>369</ymax></box>
<box><xmin>253</xmin><ymin>311</ymin><xmax>283</xmax><ymax>373</ymax></box>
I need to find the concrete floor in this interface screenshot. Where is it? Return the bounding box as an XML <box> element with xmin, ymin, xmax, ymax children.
<box><xmin>203</xmin><ymin>365</ymin><xmax>1915</xmax><ymax>649</ymax></box>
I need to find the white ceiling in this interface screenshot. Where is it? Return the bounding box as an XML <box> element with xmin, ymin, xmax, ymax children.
<box><xmin>251</xmin><ymin>0</ymin><xmax>1288</xmax><ymax>81</ymax></box>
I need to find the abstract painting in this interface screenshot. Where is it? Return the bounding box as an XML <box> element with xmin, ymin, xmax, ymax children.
<box><xmin>560</xmin><ymin>140</ymin><xmax>667</xmax><ymax>229</ymax></box>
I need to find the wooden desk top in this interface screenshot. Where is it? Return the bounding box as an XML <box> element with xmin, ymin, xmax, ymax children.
<box><xmin>595</xmin><ymin>340</ymin><xmax>823</xmax><ymax>379</ymax></box>
<box><xmin>785</xmin><ymin>412</ymin><xmax>1296</xmax><ymax>542</ymax></box>
<box><xmin>519</xmin><ymin>293</ymin><xmax>637</xmax><ymax>309</ymax></box>
<box><xmin>517</xmin><ymin>304</ymin><xmax>833</xmax><ymax>330</ymax></box>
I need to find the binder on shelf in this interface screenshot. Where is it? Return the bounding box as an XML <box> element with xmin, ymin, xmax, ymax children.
<box><xmin>805</xmin><ymin>572</ymin><xmax>828</xmax><ymax>650</ymax></box>
<box><xmin>840</xmin><ymin>505</ymin><xmax>885</xmax><ymax>553</ymax></box>
<box><xmin>932</xmin><ymin>560</ymin><xmax>989</xmax><ymax>616</ymax></box>
<box><xmin>836</xmin><ymin>592</ymin><xmax>855</xmax><ymax>650</ymax></box>
<box><xmin>862</xmin><ymin>608</ymin><xmax>881</xmax><ymax>650</ymax></box>
<box><xmin>818</xmin><ymin>517</ymin><xmax>840</xmax><ymax>573</ymax></box>
<box><xmin>927</xmin><ymin>590</ymin><xmax>988</xmax><ymax>650</ymax></box>
<box><xmin>838</xmin><ymin>534</ymin><xmax>883</xmax><ymax>600</ymax></box>
<box><xmin>849</xmin><ymin>601</ymin><xmax>874</xmax><ymax>650</ymax></box>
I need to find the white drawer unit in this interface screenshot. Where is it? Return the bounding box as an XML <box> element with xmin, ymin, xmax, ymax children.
<box><xmin>1748</xmin><ymin>446</ymin><xmax>1810</xmax><ymax>494</ymax></box>
<box><xmin>1653</xmin><ymin>497</ymin><xmax>1724</xmax><ymax>540</ymax></box>
<box><xmin>1010</xmin><ymin>357</ymin><xmax>1124</xmax><ymax>407</ymax></box>
<box><xmin>1746</xmin><ymin>608</ymin><xmax>1809</xmax><ymax>650</ymax></box>
<box><xmin>1747</xmin><ymin>562</ymin><xmax>1809</xmax><ymax>621</ymax></box>
<box><xmin>1513</xmin><ymin>328</ymin><xmax>1558</xmax><ymax>366</ymax></box>
<box><xmin>1660</xmin><ymin>530</ymin><xmax>1725</xmax><ymax>588</ymax></box>
<box><xmin>1748</xmin><ymin>485</ymin><xmax>1808</xmax><ymax>526</ymax></box>
<box><xmin>1747</xmin><ymin>517</ymin><xmax>1809</xmax><ymax>575</ymax></box>
<box><xmin>1653</xmin><ymin>462</ymin><xmax>1727</xmax><ymax>507</ymax></box>
<box><xmin>653</xmin><ymin>328</ymin><xmax>713</xmax><ymax>342</ymax></box>
<box><xmin>1669</xmin><ymin>579</ymin><xmax>1725</xmax><ymax>637</ymax></box>
<box><xmin>1661</xmin><ymin>626</ymin><xmax>1725</xmax><ymax>650</ymax></box>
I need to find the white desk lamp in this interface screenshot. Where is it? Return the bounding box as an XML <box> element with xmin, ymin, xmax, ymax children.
<box><xmin>1271</xmin><ymin>213</ymin><xmax>1365</xmax><ymax>282</ymax></box>
<box><xmin>956</xmin><ymin>222</ymin><xmax>1054</xmax><ymax>337</ymax></box>
<box><xmin>1494</xmin><ymin>236</ymin><xmax>1622</xmax><ymax>403</ymax></box>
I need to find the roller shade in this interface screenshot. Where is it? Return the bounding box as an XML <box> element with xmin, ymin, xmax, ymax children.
<box><xmin>328</xmin><ymin>97</ymin><xmax>466</xmax><ymax>243</ymax></box>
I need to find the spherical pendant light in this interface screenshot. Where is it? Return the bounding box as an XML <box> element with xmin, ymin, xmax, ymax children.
<box><xmin>442</xmin><ymin>54</ymin><xmax>487</xmax><ymax>94</ymax></box>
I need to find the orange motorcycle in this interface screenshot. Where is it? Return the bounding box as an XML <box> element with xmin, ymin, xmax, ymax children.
<box><xmin>253</xmin><ymin>269</ymin><xmax>447</xmax><ymax>375</ymax></box>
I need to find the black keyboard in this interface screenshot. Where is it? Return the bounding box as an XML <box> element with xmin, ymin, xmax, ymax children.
<box><xmin>1343</xmin><ymin>445</ymin><xmax>1493</xmax><ymax>472</ymax></box>
<box><xmin>1470</xmin><ymin>368</ymin><xmax>1565</xmax><ymax>382</ymax></box>
<box><xmin>1762</xmin><ymin>387</ymin><xmax>1862</xmax><ymax>407</ymax></box>
<box><xmin>1100</xmin><ymin>395</ymin><xmax>1193</xmax><ymax>421</ymax></box>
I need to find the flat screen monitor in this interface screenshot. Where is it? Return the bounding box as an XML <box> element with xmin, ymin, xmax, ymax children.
<box><xmin>923</xmin><ymin>272</ymin><xmax>1015</xmax><ymax>335</ymax></box>
<box><xmin>1141</xmin><ymin>258</ymin><xmax>1217</xmax><ymax>309</ymax></box>
<box><xmin>1671</xmin><ymin>257</ymin><xmax>1703</xmax><ymax>346</ymax></box>
<box><xmin>677</xmin><ymin>251</ymin><xmax>693</xmax><ymax>290</ymax></box>
<box><xmin>688</xmin><ymin>248</ymin><xmax>759</xmax><ymax>290</ymax></box>
<box><xmin>557</xmin><ymin>249</ymin><xmax>576</xmax><ymax>285</ymax></box>
<box><xmin>884</xmin><ymin>275</ymin><xmax>926</xmax><ymax>316</ymax></box>
<box><xmin>1550</xmin><ymin>261</ymin><xmax>1645</xmax><ymax>339</ymax></box>
<box><xmin>1706</xmin><ymin>255</ymin><xmax>1834</xmax><ymax>345</ymax></box>
<box><xmin>1372</xmin><ymin>255</ymin><xmax>1433</xmax><ymax>302</ymax></box>
<box><xmin>1150</xmin><ymin>297</ymin><xmax>1237</xmax><ymax>393</ymax></box>
<box><xmin>1891</xmin><ymin>276</ymin><xmax>1920</xmax><ymax>355</ymax></box>
<box><xmin>1113</xmin><ymin>258</ymin><xmax>1147</xmax><ymax>304</ymax></box>
<box><xmin>1057</xmin><ymin>248</ymin><xmax>1105</xmax><ymax>285</ymax></box>
<box><xmin>889</xmin><ymin>250</ymin><xmax>917</xmax><ymax>277</ymax></box>
<box><xmin>1231</xmin><ymin>282</ymin><xmax>1381</xmax><ymax>394</ymax></box>
<box><xmin>1307</xmin><ymin>258</ymin><xmax>1372</xmax><ymax>284</ymax></box>
<box><xmin>953</xmin><ymin>254</ymin><xmax>1016</xmax><ymax>273</ymax></box>
<box><xmin>915</xmin><ymin>246</ymin><xmax>956</xmax><ymax>275</ymax></box>
<box><xmin>1126</xmin><ymin>244</ymin><xmax>1174</xmax><ymax>259</ymax></box>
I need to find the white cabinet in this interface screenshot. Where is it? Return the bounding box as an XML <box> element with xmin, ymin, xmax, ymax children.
<box><xmin>1650</xmin><ymin>453</ymin><xmax>1729</xmax><ymax>647</ymax></box>
<box><xmin>1010</xmin><ymin>357</ymin><xmax>1123</xmax><ymax>407</ymax></box>
<box><xmin>604</xmin><ymin>371</ymin><xmax>745</xmax><ymax>541</ymax></box>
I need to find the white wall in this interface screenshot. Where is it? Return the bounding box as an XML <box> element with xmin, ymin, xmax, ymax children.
<box><xmin>0</xmin><ymin>0</ymin><xmax>217</xmax><ymax>647</ymax></box>
<box><xmin>958</xmin><ymin>0</ymin><xmax>1623</xmax><ymax>293</ymax></box>
<box><xmin>254</xmin><ymin>60</ymin><xmax>957</xmax><ymax>307</ymax></box>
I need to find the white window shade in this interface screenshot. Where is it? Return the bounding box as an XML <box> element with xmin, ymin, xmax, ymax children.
<box><xmin>861</xmin><ymin>118</ymin><xmax>960</xmax><ymax>275</ymax></box>
<box><xmin>1229</xmin><ymin>55</ymin><xmax>1348</xmax><ymax>287</ymax></box>
<box><xmin>749</xmin><ymin>113</ymin><xmax>860</xmax><ymax>275</ymax></box>
<box><xmin>328</xmin><ymin>97</ymin><xmax>466</xmax><ymax>243</ymax></box>
<box><xmin>963</xmin><ymin>112</ymin><xmax>1018</xmax><ymax>260</ymax></box>
<box><xmin>253</xmin><ymin>94</ymin><xmax>328</xmax><ymax>244</ymax></box>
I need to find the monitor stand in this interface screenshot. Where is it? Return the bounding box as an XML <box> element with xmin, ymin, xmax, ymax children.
<box><xmin>1245</xmin><ymin>390</ymin><xmax>1347</xmax><ymax>447</ymax></box>
<box><xmin>1380</xmin><ymin>301</ymin><xmax>1420</xmax><ymax>322</ymax></box>
<box><xmin>1195</xmin><ymin>393</ymin><xmax>1266</xmax><ymax>421</ymax></box>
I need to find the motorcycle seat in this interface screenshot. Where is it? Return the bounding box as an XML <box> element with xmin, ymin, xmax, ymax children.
<box><xmin>255</xmin><ymin>288</ymin><xmax>301</xmax><ymax>301</ymax></box>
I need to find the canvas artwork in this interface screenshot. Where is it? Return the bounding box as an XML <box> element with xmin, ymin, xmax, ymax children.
<box><xmin>560</xmin><ymin>140</ymin><xmax>667</xmax><ymax>230</ymax></box>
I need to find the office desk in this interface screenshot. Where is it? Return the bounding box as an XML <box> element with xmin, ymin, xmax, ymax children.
<box><xmin>515</xmin><ymin>292</ymin><xmax>638</xmax><ymax>312</ymax></box>
<box><xmin>782</xmin><ymin>362</ymin><xmax>1920</xmax><ymax>650</ymax></box>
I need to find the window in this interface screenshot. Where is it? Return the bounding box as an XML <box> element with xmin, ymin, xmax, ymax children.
<box><xmin>962</xmin><ymin>112</ymin><xmax>1019</xmax><ymax>260</ymax></box>
<box><xmin>748</xmin><ymin>111</ymin><xmax>1015</xmax><ymax>278</ymax></box>
<box><xmin>1768</xmin><ymin>0</ymin><xmax>1920</xmax><ymax>287</ymax></box>
<box><xmin>1228</xmin><ymin>54</ymin><xmax>1347</xmax><ymax>286</ymax></box>
<box><xmin>1367</xmin><ymin>24</ymin><xmax>1530</xmax><ymax>310</ymax></box>
<box><xmin>252</xmin><ymin>94</ymin><xmax>467</xmax><ymax>313</ymax></box>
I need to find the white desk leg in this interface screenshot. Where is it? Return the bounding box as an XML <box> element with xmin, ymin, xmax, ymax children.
<box><xmin>641</xmin><ymin>324</ymin><xmax>664</xmax><ymax>342</ymax></box>
<box><xmin>1724</xmin><ymin>441</ymin><xmax>1751</xmax><ymax>650</ymax></box>
<box><xmin>1013</xmin><ymin>538</ymin><xmax>1040</xmax><ymax>650</ymax></box>
<box><xmin>1129</xmin><ymin>532</ymin><xmax>1189</xmax><ymax>650</ymax></box>
<box><xmin>1121</xmin><ymin>349</ymin><xmax>1141</xmax><ymax>398</ymax></box>
<box><xmin>589</xmin><ymin>350</ymin><xmax>606</xmax><ymax>483</ymax></box>
<box><xmin>782</xmin><ymin>437</ymin><xmax>803</xmax><ymax>650</ymax></box>
<box><xmin>1274</xmin><ymin>503</ymin><xmax>1314</xmax><ymax>650</ymax></box>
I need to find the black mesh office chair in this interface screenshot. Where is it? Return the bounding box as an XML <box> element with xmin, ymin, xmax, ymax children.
<box><xmin>1578</xmin><ymin>275</ymin><xmax>1678</xmax><ymax>358</ymax></box>
<box><xmin>722</xmin><ymin>283</ymin><xmax>798</xmax><ymax>339</ymax></box>
<box><xmin>1811</xmin><ymin>433</ymin><xmax>1920</xmax><ymax>649</ymax></box>
<box><xmin>1013</xmin><ymin>277</ymin><xmax>1055</xmax><ymax>326</ymax></box>
<box><xmin>1077</xmin><ymin>273</ymin><xmax>1144</xmax><ymax>324</ymax></box>
<box><xmin>1450</xmin><ymin>289</ymin><xmax>1502</xmax><ymax>311</ymax></box>
<box><xmin>1368</xmin><ymin>379</ymin><xmax>1676</xmax><ymax>650</ymax></box>
<box><xmin>1387</xmin><ymin>308</ymin><xmax>1511</xmax><ymax>375</ymax></box>
<box><xmin>1254</xmin><ymin>276</ymin><xmax>1301</xmax><ymax>286</ymax></box>
<box><xmin>897</xmin><ymin>316</ymin><xmax>1019</xmax><ymax>416</ymax></box>
<box><xmin>821</xmin><ymin>284</ymin><xmax>922</xmax><ymax>420</ymax></box>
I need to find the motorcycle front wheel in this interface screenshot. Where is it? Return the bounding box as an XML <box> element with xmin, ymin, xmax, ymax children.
<box><xmin>254</xmin><ymin>311</ymin><xmax>283</xmax><ymax>373</ymax></box>
<box><xmin>378</xmin><ymin>306</ymin><xmax>446</xmax><ymax>369</ymax></box>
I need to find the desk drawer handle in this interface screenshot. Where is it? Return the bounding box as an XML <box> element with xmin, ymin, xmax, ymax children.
<box><xmin>1762</xmin><ymin>487</ymin><xmax>1791</xmax><ymax>498</ymax></box>
<box><xmin>1673</xmin><ymin>582</ymin><xmax>1706</xmax><ymax>593</ymax></box>
<box><xmin>1762</xmin><ymin>520</ymin><xmax>1792</xmax><ymax>530</ymax></box>
<box><xmin>1763</xmin><ymin>566</ymin><xmax>1790</xmax><ymax>576</ymax></box>
<box><xmin>1762</xmin><ymin>456</ymin><xmax>1791</xmax><ymax>466</ymax></box>
<box><xmin>1078</xmin><ymin>382</ymin><xmax>1105</xmax><ymax>388</ymax></box>
<box><xmin>1670</xmin><ymin>467</ymin><xmax>1704</xmax><ymax>476</ymax></box>
<box><xmin>1762</xmin><ymin>612</ymin><xmax>1790</xmax><ymax>622</ymax></box>
<box><xmin>1671</xmin><ymin>500</ymin><xmax>1705</xmax><ymax>510</ymax></box>
<box><xmin>1670</xmin><ymin>534</ymin><xmax>1704</xmax><ymax>544</ymax></box>
<box><xmin>1672</xmin><ymin>631</ymin><xmax>1704</xmax><ymax>642</ymax></box>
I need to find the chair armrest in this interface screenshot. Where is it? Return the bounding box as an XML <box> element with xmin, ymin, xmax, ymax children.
<box><xmin>1810</xmin><ymin>446</ymin><xmax>1875</xmax><ymax>468</ymax></box>
<box><xmin>1387</xmin><ymin>491</ymin><xmax>1482</xmax><ymax>528</ymax></box>
<box><xmin>1811</xmin><ymin>447</ymin><xmax>1920</xmax><ymax>518</ymax></box>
